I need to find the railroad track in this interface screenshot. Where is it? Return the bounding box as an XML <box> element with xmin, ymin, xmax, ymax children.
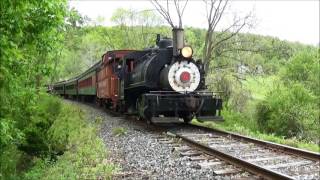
<box><xmin>161</xmin><ymin>124</ymin><xmax>320</xmax><ymax>179</ymax></box>
<box><xmin>69</xmin><ymin>100</ymin><xmax>319</xmax><ymax>179</ymax></box>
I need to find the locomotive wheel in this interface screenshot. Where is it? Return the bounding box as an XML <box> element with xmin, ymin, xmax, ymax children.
<box><xmin>146</xmin><ymin>118</ymin><xmax>152</xmax><ymax>125</ymax></box>
<box><xmin>136</xmin><ymin>95</ymin><xmax>153</xmax><ymax>125</ymax></box>
<box><xmin>136</xmin><ymin>96</ymin><xmax>143</xmax><ymax>120</ymax></box>
<box><xmin>182</xmin><ymin>115</ymin><xmax>193</xmax><ymax>123</ymax></box>
<box><xmin>144</xmin><ymin>110</ymin><xmax>153</xmax><ymax>125</ymax></box>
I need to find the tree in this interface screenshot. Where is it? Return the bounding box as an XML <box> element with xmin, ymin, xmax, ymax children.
<box><xmin>282</xmin><ymin>50</ymin><xmax>320</xmax><ymax>96</ymax></box>
<box><xmin>151</xmin><ymin>0</ymin><xmax>254</xmax><ymax>72</ymax></box>
<box><xmin>202</xmin><ymin>0</ymin><xmax>254</xmax><ymax>72</ymax></box>
<box><xmin>0</xmin><ymin>0</ymin><xmax>67</xmax><ymax>176</ymax></box>
<box><xmin>110</xmin><ymin>8</ymin><xmax>165</xmax><ymax>49</ymax></box>
<box><xmin>151</xmin><ymin>0</ymin><xmax>188</xmax><ymax>28</ymax></box>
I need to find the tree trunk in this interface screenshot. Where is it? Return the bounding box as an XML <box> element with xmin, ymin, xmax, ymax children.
<box><xmin>203</xmin><ymin>30</ymin><xmax>213</xmax><ymax>73</ymax></box>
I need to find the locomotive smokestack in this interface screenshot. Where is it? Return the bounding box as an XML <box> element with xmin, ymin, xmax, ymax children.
<box><xmin>172</xmin><ymin>28</ymin><xmax>184</xmax><ymax>57</ymax></box>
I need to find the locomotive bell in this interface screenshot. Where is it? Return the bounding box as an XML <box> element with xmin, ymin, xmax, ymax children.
<box><xmin>172</xmin><ymin>28</ymin><xmax>184</xmax><ymax>57</ymax></box>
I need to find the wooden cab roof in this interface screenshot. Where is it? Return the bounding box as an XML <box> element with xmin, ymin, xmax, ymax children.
<box><xmin>102</xmin><ymin>50</ymin><xmax>136</xmax><ymax>64</ymax></box>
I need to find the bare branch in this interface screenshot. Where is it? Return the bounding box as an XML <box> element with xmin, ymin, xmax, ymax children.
<box><xmin>181</xmin><ymin>0</ymin><xmax>189</xmax><ymax>17</ymax></box>
<box><xmin>173</xmin><ymin>0</ymin><xmax>182</xmax><ymax>28</ymax></box>
<box><xmin>151</xmin><ymin>0</ymin><xmax>188</xmax><ymax>28</ymax></box>
<box><xmin>151</xmin><ymin>0</ymin><xmax>175</xmax><ymax>27</ymax></box>
<box><xmin>202</xmin><ymin>0</ymin><xmax>255</xmax><ymax>72</ymax></box>
<box><xmin>211</xmin><ymin>0</ymin><xmax>228</xmax><ymax>32</ymax></box>
<box><xmin>213</xmin><ymin>22</ymin><xmax>246</xmax><ymax>49</ymax></box>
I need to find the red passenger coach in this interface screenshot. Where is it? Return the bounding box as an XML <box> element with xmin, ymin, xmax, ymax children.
<box><xmin>97</xmin><ymin>50</ymin><xmax>134</xmax><ymax>110</ymax></box>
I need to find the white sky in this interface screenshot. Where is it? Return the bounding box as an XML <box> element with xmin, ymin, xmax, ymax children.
<box><xmin>69</xmin><ymin>0</ymin><xmax>319</xmax><ymax>45</ymax></box>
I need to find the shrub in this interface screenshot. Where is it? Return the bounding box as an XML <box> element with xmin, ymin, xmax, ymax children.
<box><xmin>282</xmin><ymin>49</ymin><xmax>320</xmax><ymax>96</ymax></box>
<box><xmin>24</xmin><ymin>101</ymin><xmax>116</xmax><ymax>179</ymax></box>
<box><xmin>256</xmin><ymin>83</ymin><xmax>319</xmax><ymax>141</ymax></box>
<box><xmin>0</xmin><ymin>93</ymin><xmax>63</xmax><ymax>178</ymax></box>
<box><xmin>18</xmin><ymin>94</ymin><xmax>62</xmax><ymax>157</ymax></box>
<box><xmin>228</xmin><ymin>87</ymin><xmax>252</xmax><ymax>113</ymax></box>
<box><xmin>208</xmin><ymin>71</ymin><xmax>252</xmax><ymax>112</ymax></box>
<box><xmin>208</xmin><ymin>71</ymin><xmax>233</xmax><ymax>102</ymax></box>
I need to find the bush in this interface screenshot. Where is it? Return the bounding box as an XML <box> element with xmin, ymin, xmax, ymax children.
<box><xmin>1</xmin><ymin>94</ymin><xmax>115</xmax><ymax>179</ymax></box>
<box><xmin>256</xmin><ymin>83</ymin><xmax>319</xmax><ymax>141</ymax></box>
<box><xmin>1</xmin><ymin>93</ymin><xmax>62</xmax><ymax>178</ymax></box>
<box><xmin>282</xmin><ymin>49</ymin><xmax>320</xmax><ymax>96</ymax></box>
<box><xmin>228</xmin><ymin>87</ymin><xmax>252</xmax><ymax>113</ymax></box>
<box><xmin>24</xmin><ymin>101</ymin><xmax>116</xmax><ymax>179</ymax></box>
<box><xmin>18</xmin><ymin>94</ymin><xmax>62</xmax><ymax>157</ymax></box>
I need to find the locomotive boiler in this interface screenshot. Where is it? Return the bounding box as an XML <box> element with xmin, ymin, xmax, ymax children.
<box><xmin>122</xmin><ymin>28</ymin><xmax>222</xmax><ymax>123</ymax></box>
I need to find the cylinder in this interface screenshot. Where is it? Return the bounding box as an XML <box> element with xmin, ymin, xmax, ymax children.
<box><xmin>172</xmin><ymin>28</ymin><xmax>184</xmax><ymax>56</ymax></box>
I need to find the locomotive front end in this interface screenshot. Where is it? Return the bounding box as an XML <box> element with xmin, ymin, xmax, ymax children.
<box><xmin>160</xmin><ymin>58</ymin><xmax>201</xmax><ymax>93</ymax></box>
<box><xmin>137</xmin><ymin>28</ymin><xmax>223</xmax><ymax>123</ymax></box>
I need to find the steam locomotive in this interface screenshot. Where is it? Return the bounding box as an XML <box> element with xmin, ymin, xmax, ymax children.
<box><xmin>52</xmin><ymin>28</ymin><xmax>222</xmax><ymax>123</ymax></box>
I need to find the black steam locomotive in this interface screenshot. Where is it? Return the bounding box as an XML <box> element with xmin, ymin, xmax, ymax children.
<box><xmin>122</xmin><ymin>28</ymin><xmax>222</xmax><ymax>123</ymax></box>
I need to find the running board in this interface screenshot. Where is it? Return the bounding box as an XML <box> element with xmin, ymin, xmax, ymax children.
<box><xmin>196</xmin><ymin>116</ymin><xmax>224</xmax><ymax>122</ymax></box>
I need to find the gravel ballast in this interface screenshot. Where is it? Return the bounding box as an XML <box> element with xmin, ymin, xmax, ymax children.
<box><xmin>72</xmin><ymin>101</ymin><xmax>250</xmax><ymax>179</ymax></box>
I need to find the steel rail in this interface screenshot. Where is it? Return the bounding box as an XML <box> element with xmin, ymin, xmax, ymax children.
<box><xmin>67</xmin><ymin>100</ymin><xmax>318</xmax><ymax>179</ymax></box>
<box><xmin>189</xmin><ymin>124</ymin><xmax>320</xmax><ymax>162</ymax></box>
<box><xmin>173</xmin><ymin>132</ymin><xmax>295</xmax><ymax>180</ymax></box>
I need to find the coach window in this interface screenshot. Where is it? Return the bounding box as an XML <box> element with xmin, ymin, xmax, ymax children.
<box><xmin>112</xmin><ymin>58</ymin><xmax>121</xmax><ymax>72</ymax></box>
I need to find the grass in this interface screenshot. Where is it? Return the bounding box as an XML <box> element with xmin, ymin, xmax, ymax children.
<box><xmin>112</xmin><ymin>127</ymin><xmax>127</xmax><ymax>137</ymax></box>
<box><xmin>194</xmin><ymin>119</ymin><xmax>319</xmax><ymax>152</ymax></box>
<box><xmin>23</xmin><ymin>99</ymin><xmax>117</xmax><ymax>179</ymax></box>
<box><xmin>242</xmin><ymin>75</ymin><xmax>278</xmax><ymax>101</ymax></box>
<box><xmin>196</xmin><ymin>75</ymin><xmax>319</xmax><ymax>153</ymax></box>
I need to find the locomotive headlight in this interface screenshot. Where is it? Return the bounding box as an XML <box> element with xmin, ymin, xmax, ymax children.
<box><xmin>181</xmin><ymin>46</ymin><xmax>193</xmax><ymax>58</ymax></box>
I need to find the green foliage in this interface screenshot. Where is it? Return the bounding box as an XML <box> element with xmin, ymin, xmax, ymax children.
<box><xmin>95</xmin><ymin>116</ymin><xmax>104</xmax><ymax>124</ymax></box>
<box><xmin>208</xmin><ymin>71</ymin><xmax>252</xmax><ymax>112</ymax></box>
<box><xmin>194</xmin><ymin>119</ymin><xmax>319</xmax><ymax>152</ymax></box>
<box><xmin>254</xmin><ymin>50</ymin><xmax>319</xmax><ymax>141</ymax></box>
<box><xmin>0</xmin><ymin>145</ymin><xmax>23</xmax><ymax>179</ymax></box>
<box><xmin>282</xmin><ymin>50</ymin><xmax>320</xmax><ymax>96</ymax></box>
<box><xmin>256</xmin><ymin>83</ymin><xmax>319</xmax><ymax>140</ymax></box>
<box><xmin>18</xmin><ymin>95</ymin><xmax>62</xmax><ymax>156</ymax></box>
<box><xmin>203</xmin><ymin>48</ymin><xmax>319</xmax><ymax>151</ymax></box>
<box><xmin>208</xmin><ymin>71</ymin><xmax>234</xmax><ymax>102</ymax></box>
<box><xmin>0</xmin><ymin>1</ymin><xmax>75</xmax><ymax>178</ymax></box>
<box><xmin>0</xmin><ymin>94</ymin><xmax>62</xmax><ymax>178</ymax></box>
<box><xmin>0</xmin><ymin>0</ymin><xmax>67</xmax><ymax>157</ymax></box>
<box><xmin>243</xmin><ymin>76</ymin><xmax>277</xmax><ymax>100</ymax></box>
<box><xmin>1</xmin><ymin>94</ymin><xmax>115</xmax><ymax>179</ymax></box>
<box><xmin>24</xmin><ymin>102</ymin><xmax>116</xmax><ymax>179</ymax></box>
<box><xmin>220</xmin><ymin>109</ymin><xmax>257</xmax><ymax>131</ymax></box>
<box><xmin>184</xmin><ymin>27</ymin><xmax>206</xmax><ymax>59</ymax></box>
<box><xmin>112</xmin><ymin>127</ymin><xmax>127</xmax><ymax>137</ymax></box>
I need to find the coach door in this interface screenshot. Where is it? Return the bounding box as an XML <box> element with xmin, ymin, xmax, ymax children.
<box><xmin>111</xmin><ymin>57</ymin><xmax>121</xmax><ymax>101</ymax></box>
